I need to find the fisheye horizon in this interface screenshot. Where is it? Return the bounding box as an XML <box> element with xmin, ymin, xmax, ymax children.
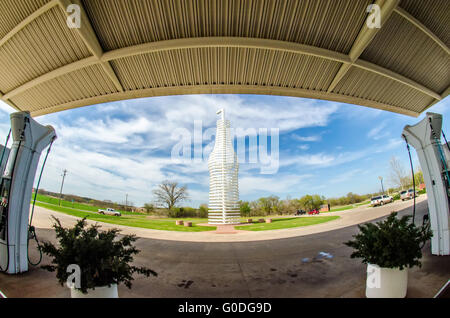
<box><xmin>1</xmin><ymin>94</ymin><xmax>448</xmax><ymax>208</ymax></box>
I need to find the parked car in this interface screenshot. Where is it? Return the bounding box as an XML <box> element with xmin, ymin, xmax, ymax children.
<box><xmin>370</xmin><ymin>195</ymin><xmax>392</xmax><ymax>207</ymax></box>
<box><xmin>371</xmin><ymin>196</ymin><xmax>383</xmax><ymax>207</ymax></box>
<box><xmin>400</xmin><ymin>189</ymin><xmax>417</xmax><ymax>201</ymax></box>
<box><xmin>98</xmin><ymin>208</ymin><xmax>121</xmax><ymax>216</ymax></box>
<box><xmin>295</xmin><ymin>209</ymin><xmax>306</xmax><ymax>215</ymax></box>
<box><xmin>382</xmin><ymin>195</ymin><xmax>393</xmax><ymax>204</ymax></box>
<box><xmin>308</xmin><ymin>209</ymin><xmax>319</xmax><ymax>215</ymax></box>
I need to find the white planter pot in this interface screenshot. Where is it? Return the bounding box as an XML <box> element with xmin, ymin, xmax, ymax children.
<box><xmin>366</xmin><ymin>264</ymin><xmax>408</xmax><ymax>298</ymax></box>
<box><xmin>70</xmin><ymin>284</ymin><xmax>118</xmax><ymax>298</ymax></box>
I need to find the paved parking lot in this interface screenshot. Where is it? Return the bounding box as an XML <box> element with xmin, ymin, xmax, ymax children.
<box><xmin>1</xmin><ymin>197</ymin><xmax>448</xmax><ymax>298</ymax></box>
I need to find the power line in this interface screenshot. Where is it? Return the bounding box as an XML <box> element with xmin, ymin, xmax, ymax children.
<box><xmin>58</xmin><ymin>169</ymin><xmax>67</xmax><ymax>206</ymax></box>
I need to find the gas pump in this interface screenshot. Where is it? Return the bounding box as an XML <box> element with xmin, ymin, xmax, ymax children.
<box><xmin>0</xmin><ymin>112</ymin><xmax>56</xmax><ymax>274</ymax></box>
<box><xmin>0</xmin><ymin>145</ymin><xmax>10</xmax><ymax>176</ymax></box>
<box><xmin>402</xmin><ymin>112</ymin><xmax>450</xmax><ymax>256</ymax></box>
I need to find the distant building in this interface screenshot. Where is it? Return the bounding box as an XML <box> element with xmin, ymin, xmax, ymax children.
<box><xmin>320</xmin><ymin>204</ymin><xmax>330</xmax><ymax>212</ymax></box>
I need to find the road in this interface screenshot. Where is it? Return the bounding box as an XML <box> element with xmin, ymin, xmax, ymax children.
<box><xmin>30</xmin><ymin>196</ymin><xmax>428</xmax><ymax>242</ymax></box>
<box><xmin>0</xmin><ymin>196</ymin><xmax>448</xmax><ymax>298</ymax></box>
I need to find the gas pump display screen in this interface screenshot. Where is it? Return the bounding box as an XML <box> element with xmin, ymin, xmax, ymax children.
<box><xmin>0</xmin><ymin>177</ymin><xmax>11</xmax><ymax>240</ymax></box>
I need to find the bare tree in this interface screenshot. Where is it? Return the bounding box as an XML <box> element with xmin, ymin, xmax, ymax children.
<box><xmin>389</xmin><ymin>156</ymin><xmax>411</xmax><ymax>190</ymax></box>
<box><xmin>152</xmin><ymin>181</ymin><xmax>189</xmax><ymax>210</ymax></box>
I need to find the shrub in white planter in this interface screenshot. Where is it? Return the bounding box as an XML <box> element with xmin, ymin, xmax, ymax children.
<box><xmin>41</xmin><ymin>217</ymin><xmax>157</xmax><ymax>297</ymax></box>
<box><xmin>345</xmin><ymin>212</ymin><xmax>432</xmax><ymax>298</ymax></box>
<box><xmin>70</xmin><ymin>284</ymin><xmax>119</xmax><ymax>298</ymax></box>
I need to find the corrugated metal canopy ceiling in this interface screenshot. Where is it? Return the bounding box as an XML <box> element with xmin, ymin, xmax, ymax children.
<box><xmin>0</xmin><ymin>0</ymin><xmax>448</xmax><ymax>116</ymax></box>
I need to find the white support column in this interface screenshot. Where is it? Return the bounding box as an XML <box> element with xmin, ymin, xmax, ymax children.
<box><xmin>208</xmin><ymin>109</ymin><xmax>240</xmax><ymax>224</ymax></box>
<box><xmin>402</xmin><ymin>112</ymin><xmax>450</xmax><ymax>256</ymax></box>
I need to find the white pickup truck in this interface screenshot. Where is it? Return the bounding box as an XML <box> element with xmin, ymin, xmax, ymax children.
<box><xmin>370</xmin><ymin>195</ymin><xmax>393</xmax><ymax>207</ymax></box>
<box><xmin>98</xmin><ymin>208</ymin><xmax>121</xmax><ymax>216</ymax></box>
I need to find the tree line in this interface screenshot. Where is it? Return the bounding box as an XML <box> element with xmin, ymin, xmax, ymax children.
<box><xmin>238</xmin><ymin>192</ymin><xmax>372</xmax><ymax>217</ymax></box>
<box><xmin>388</xmin><ymin>156</ymin><xmax>424</xmax><ymax>190</ymax></box>
<box><xmin>148</xmin><ymin>181</ymin><xmax>376</xmax><ymax>218</ymax></box>
<box><xmin>140</xmin><ymin>154</ymin><xmax>428</xmax><ymax>218</ymax></box>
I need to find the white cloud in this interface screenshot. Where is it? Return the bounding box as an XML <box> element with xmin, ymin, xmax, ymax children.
<box><xmin>329</xmin><ymin>169</ymin><xmax>365</xmax><ymax>184</ymax></box>
<box><xmin>239</xmin><ymin>174</ymin><xmax>313</xmax><ymax>196</ymax></box>
<box><xmin>11</xmin><ymin>94</ymin><xmax>340</xmax><ymax>206</ymax></box>
<box><xmin>292</xmin><ymin>134</ymin><xmax>322</xmax><ymax>142</ymax></box>
<box><xmin>298</xmin><ymin>144</ymin><xmax>310</xmax><ymax>150</ymax></box>
<box><xmin>1</xmin><ymin>95</ymin><xmax>411</xmax><ymax>207</ymax></box>
<box><xmin>367</xmin><ymin>120</ymin><xmax>390</xmax><ymax>140</ymax></box>
<box><xmin>280</xmin><ymin>138</ymin><xmax>404</xmax><ymax>169</ymax></box>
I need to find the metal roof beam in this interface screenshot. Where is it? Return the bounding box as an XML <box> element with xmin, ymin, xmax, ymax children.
<box><xmin>421</xmin><ymin>85</ymin><xmax>450</xmax><ymax>113</ymax></box>
<box><xmin>30</xmin><ymin>84</ymin><xmax>420</xmax><ymax>118</ymax></box>
<box><xmin>354</xmin><ymin>59</ymin><xmax>442</xmax><ymax>100</ymax></box>
<box><xmin>2</xmin><ymin>37</ymin><xmax>351</xmax><ymax>101</ymax></box>
<box><xmin>348</xmin><ymin>0</ymin><xmax>400</xmax><ymax>62</ymax></box>
<box><xmin>101</xmin><ymin>37</ymin><xmax>351</xmax><ymax>64</ymax></box>
<box><xmin>394</xmin><ymin>7</ymin><xmax>450</xmax><ymax>55</ymax></box>
<box><xmin>1</xmin><ymin>36</ymin><xmax>441</xmax><ymax>103</ymax></box>
<box><xmin>57</xmin><ymin>0</ymin><xmax>123</xmax><ymax>92</ymax></box>
<box><xmin>2</xmin><ymin>56</ymin><xmax>98</xmax><ymax>100</ymax></box>
<box><xmin>0</xmin><ymin>0</ymin><xmax>58</xmax><ymax>48</ymax></box>
<box><xmin>327</xmin><ymin>0</ymin><xmax>400</xmax><ymax>93</ymax></box>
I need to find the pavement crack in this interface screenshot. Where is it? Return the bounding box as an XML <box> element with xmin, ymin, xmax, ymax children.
<box><xmin>232</xmin><ymin>243</ymin><xmax>252</xmax><ymax>297</ymax></box>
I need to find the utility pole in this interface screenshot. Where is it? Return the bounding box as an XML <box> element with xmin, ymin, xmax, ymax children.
<box><xmin>378</xmin><ymin>176</ymin><xmax>385</xmax><ymax>195</ymax></box>
<box><xmin>125</xmin><ymin>193</ymin><xmax>128</xmax><ymax>211</ymax></box>
<box><xmin>58</xmin><ymin>169</ymin><xmax>67</xmax><ymax>206</ymax></box>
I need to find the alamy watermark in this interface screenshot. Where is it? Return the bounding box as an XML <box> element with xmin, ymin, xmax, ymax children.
<box><xmin>170</xmin><ymin>121</ymin><xmax>279</xmax><ymax>174</ymax></box>
<box><xmin>366</xmin><ymin>4</ymin><xmax>381</xmax><ymax>29</ymax></box>
<box><xmin>66</xmin><ymin>264</ymin><xmax>81</xmax><ymax>289</ymax></box>
<box><xmin>366</xmin><ymin>265</ymin><xmax>381</xmax><ymax>289</ymax></box>
<box><xmin>66</xmin><ymin>4</ymin><xmax>81</xmax><ymax>29</ymax></box>
<box><xmin>65</xmin><ymin>3</ymin><xmax>381</xmax><ymax>30</ymax></box>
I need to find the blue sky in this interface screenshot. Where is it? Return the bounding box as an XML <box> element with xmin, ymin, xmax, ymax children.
<box><xmin>0</xmin><ymin>95</ymin><xmax>448</xmax><ymax>207</ymax></box>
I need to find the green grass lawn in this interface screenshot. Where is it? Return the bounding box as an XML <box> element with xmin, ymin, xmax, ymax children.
<box><xmin>32</xmin><ymin>194</ymin><xmax>139</xmax><ymax>215</ymax></box>
<box><xmin>328</xmin><ymin>206</ymin><xmax>354</xmax><ymax>212</ymax></box>
<box><xmin>33</xmin><ymin>201</ymin><xmax>216</xmax><ymax>232</ymax></box>
<box><xmin>33</xmin><ymin>194</ymin><xmax>342</xmax><ymax>232</ymax></box>
<box><xmin>323</xmin><ymin>201</ymin><xmax>370</xmax><ymax>213</ymax></box>
<box><xmin>235</xmin><ymin>216</ymin><xmax>340</xmax><ymax>231</ymax></box>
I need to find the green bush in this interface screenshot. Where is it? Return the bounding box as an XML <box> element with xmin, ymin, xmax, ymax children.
<box><xmin>198</xmin><ymin>205</ymin><xmax>208</xmax><ymax>218</ymax></box>
<box><xmin>41</xmin><ymin>217</ymin><xmax>157</xmax><ymax>294</ymax></box>
<box><xmin>239</xmin><ymin>201</ymin><xmax>251</xmax><ymax>216</ymax></box>
<box><xmin>417</xmin><ymin>188</ymin><xmax>426</xmax><ymax>195</ymax></box>
<box><xmin>168</xmin><ymin>207</ymin><xmax>198</xmax><ymax>218</ymax></box>
<box><xmin>344</xmin><ymin>212</ymin><xmax>432</xmax><ymax>270</ymax></box>
<box><xmin>393</xmin><ymin>193</ymin><xmax>401</xmax><ymax>201</ymax></box>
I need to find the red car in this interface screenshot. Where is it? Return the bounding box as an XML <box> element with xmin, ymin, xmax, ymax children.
<box><xmin>308</xmin><ymin>209</ymin><xmax>319</xmax><ymax>215</ymax></box>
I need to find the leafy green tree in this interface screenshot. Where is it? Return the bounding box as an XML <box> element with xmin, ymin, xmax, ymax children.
<box><xmin>267</xmin><ymin>195</ymin><xmax>282</xmax><ymax>214</ymax></box>
<box><xmin>298</xmin><ymin>194</ymin><xmax>324</xmax><ymax>211</ymax></box>
<box><xmin>239</xmin><ymin>201</ymin><xmax>251</xmax><ymax>216</ymax></box>
<box><xmin>198</xmin><ymin>204</ymin><xmax>208</xmax><ymax>218</ymax></box>
<box><xmin>281</xmin><ymin>197</ymin><xmax>301</xmax><ymax>215</ymax></box>
<box><xmin>414</xmin><ymin>170</ymin><xmax>424</xmax><ymax>186</ymax></box>
<box><xmin>255</xmin><ymin>195</ymin><xmax>280</xmax><ymax>215</ymax></box>
<box><xmin>256</xmin><ymin>197</ymin><xmax>270</xmax><ymax>215</ymax></box>
<box><xmin>143</xmin><ymin>203</ymin><xmax>155</xmax><ymax>214</ymax></box>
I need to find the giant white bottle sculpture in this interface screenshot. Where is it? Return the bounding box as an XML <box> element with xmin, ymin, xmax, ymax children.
<box><xmin>208</xmin><ymin>109</ymin><xmax>240</xmax><ymax>224</ymax></box>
